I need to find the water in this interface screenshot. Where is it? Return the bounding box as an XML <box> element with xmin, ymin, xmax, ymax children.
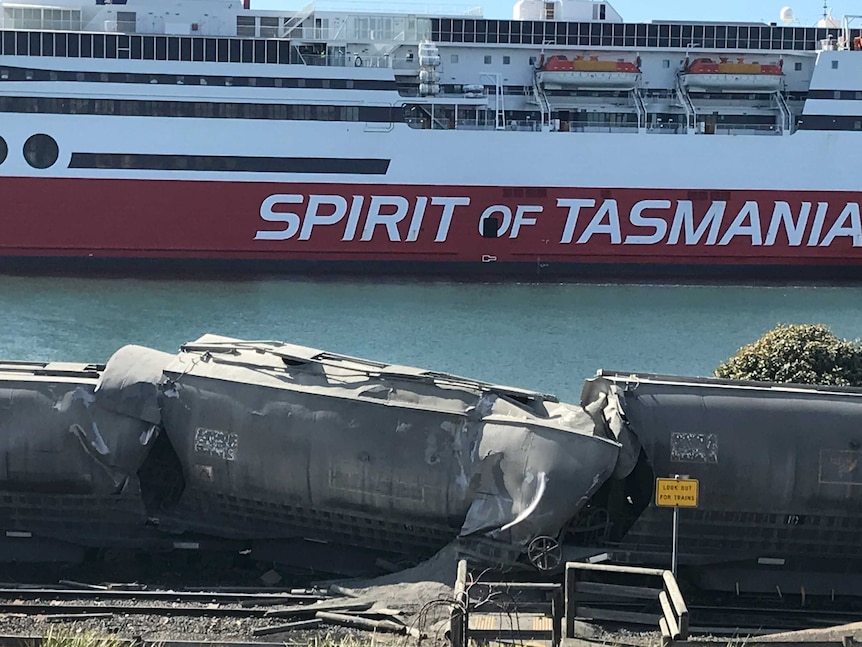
<box><xmin>0</xmin><ymin>275</ymin><xmax>861</xmax><ymax>402</ymax></box>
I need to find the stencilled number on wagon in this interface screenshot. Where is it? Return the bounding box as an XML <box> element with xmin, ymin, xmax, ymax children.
<box><xmin>194</xmin><ymin>427</ymin><xmax>238</xmax><ymax>461</ymax></box>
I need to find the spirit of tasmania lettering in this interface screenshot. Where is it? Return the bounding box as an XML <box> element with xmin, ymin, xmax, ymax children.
<box><xmin>254</xmin><ymin>193</ymin><xmax>862</xmax><ymax>248</ymax></box>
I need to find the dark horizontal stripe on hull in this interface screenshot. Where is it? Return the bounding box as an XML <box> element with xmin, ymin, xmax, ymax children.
<box><xmin>1</xmin><ymin>255</ymin><xmax>862</xmax><ymax>285</ymax></box>
<box><xmin>0</xmin><ymin>65</ymin><xmax>397</xmax><ymax>91</ymax></box>
<box><xmin>68</xmin><ymin>153</ymin><xmax>391</xmax><ymax>174</ymax></box>
<box><xmin>798</xmin><ymin>115</ymin><xmax>862</xmax><ymax>131</ymax></box>
<box><xmin>0</xmin><ymin>96</ymin><xmax>399</xmax><ymax>122</ymax></box>
<box><xmin>808</xmin><ymin>90</ymin><xmax>862</xmax><ymax>100</ymax></box>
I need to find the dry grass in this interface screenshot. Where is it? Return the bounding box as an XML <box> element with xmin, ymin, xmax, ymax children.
<box><xmin>38</xmin><ymin>628</ymin><xmax>129</xmax><ymax>647</ymax></box>
<box><xmin>35</xmin><ymin>628</ymin><xmax>386</xmax><ymax>647</ymax></box>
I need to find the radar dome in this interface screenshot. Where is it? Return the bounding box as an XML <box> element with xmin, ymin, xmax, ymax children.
<box><xmin>780</xmin><ymin>6</ymin><xmax>794</xmax><ymax>23</ymax></box>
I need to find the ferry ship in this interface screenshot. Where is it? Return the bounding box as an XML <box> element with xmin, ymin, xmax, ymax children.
<box><xmin>1</xmin><ymin>0</ymin><xmax>861</xmax><ymax>279</ymax></box>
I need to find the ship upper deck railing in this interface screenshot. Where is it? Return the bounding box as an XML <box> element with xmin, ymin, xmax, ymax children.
<box><xmin>413</xmin><ymin>118</ymin><xmax>788</xmax><ymax>135</ymax></box>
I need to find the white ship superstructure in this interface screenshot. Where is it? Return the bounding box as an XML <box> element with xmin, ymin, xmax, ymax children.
<box><xmin>0</xmin><ymin>0</ymin><xmax>860</xmax><ymax>278</ymax></box>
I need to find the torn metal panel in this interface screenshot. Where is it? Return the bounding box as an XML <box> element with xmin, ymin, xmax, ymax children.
<box><xmin>95</xmin><ymin>345</ymin><xmax>174</xmax><ymax>425</ymax></box>
<box><xmin>0</xmin><ymin>368</ymin><xmax>156</xmax><ymax>494</ymax></box>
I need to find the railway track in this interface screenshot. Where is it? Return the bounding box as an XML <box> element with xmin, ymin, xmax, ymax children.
<box><xmin>571</xmin><ymin>597</ymin><xmax>862</xmax><ymax>636</ymax></box>
<box><xmin>0</xmin><ymin>584</ymin><xmax>423</xmax><ymax>643</ymax></box>
<box><xmin>4</xmin><ymin>583</ymin><xmax>862</xmax><ymax>645</ymax></box>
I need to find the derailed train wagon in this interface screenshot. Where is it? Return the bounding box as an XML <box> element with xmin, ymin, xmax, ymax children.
<box><xmin>5</xmin><ymin>339</ymin><xmax>862</xmax><ymax>591</ymax></box>
<box><xmin>0</xmin><ymin>335</ymin><xmax>621</xmax><ymax>573</ymax></box>
<box><xmin>569</xmin><ymin>371</ymin><xmax>862</xmax><ymax>596</ymax></box>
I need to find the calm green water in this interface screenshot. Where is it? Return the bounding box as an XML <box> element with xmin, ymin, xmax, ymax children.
<box><xmin>1</xmin><ymin>276</ymin><xmax>860</xmax><ymax>402</ymax></box>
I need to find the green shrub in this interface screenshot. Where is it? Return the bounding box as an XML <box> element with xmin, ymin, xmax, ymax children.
<box><xmin>714</xmin><ymin>323</ymin><xmax>862</xmax><ymax>386</ymax></box>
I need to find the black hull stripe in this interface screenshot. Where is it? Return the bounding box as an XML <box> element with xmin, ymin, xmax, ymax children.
<box><xmin>68</xmin><ymin>153</ymin><xmax>391</xmax><ymax>174</ymax></box>
<box><xmin>0</xmin><ymin>96</ymin><xmax>398</xmax><ymax>123</ymax></box>
<box><xmin>808</xmin><ymin>90</ymin><xmax>862</xmax><ymax>100</ymax></box>
<box><xmin>798</xmin><ymin>115</ymin><xmax>862</xmax><ymax>131</ymax></box>
<box><xmin>0</xmin><ymin>64</ymin><xmax>397</xmax><ymax>91</ymax></box>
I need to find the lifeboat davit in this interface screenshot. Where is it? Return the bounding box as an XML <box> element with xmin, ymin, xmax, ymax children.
<box><xmin>537</xmin><ymin>54</ymin><xmax>642</xmax><ymax>90</ymax></box>
<box><xmin>680</xmin><ymin>57</ymin><xmax>784</xmax><ymax>92</ymax></box>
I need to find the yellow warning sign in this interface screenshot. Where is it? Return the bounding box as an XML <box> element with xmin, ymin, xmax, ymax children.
<box><xmin>655</xmin><ymin>478</ymin><xmax>699</xmax><ymax>508</ymax></box>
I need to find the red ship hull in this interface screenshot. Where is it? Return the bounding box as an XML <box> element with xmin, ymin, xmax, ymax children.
<box><xmin>5</xmin><ymin>177</ymin><xmax>862</xmax><ymax>279</ymax></box>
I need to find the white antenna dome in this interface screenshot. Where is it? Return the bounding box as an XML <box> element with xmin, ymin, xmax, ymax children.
<box><xmin>780</xmin><ymin>6</ymin><xmax>794</xmax><ymax>23</ymax></box>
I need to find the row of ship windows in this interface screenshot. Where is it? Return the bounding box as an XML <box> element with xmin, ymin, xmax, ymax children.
<box><xmin>0</xmin><ymin>66</ymin><xmax>396</xmax><ymax>91</ymax></box>
<box><xmin>809</xmin><ymin>90</ymin><xmax>862</xmax><ymax>100</ymax></box>
<box><xmin>2</xmin><ymin>31</ymin><xmax>306</xmax><ymax>65</ymax></box>
<box><xmin>2</xmin><ymin>96</ymin><xmax>861</xmax><ymax>132</ymax></box>
<box><xmin>430</xmin><ymin>19</ymin><xmax>857</xmax><ymax>51</ymax></box>
<box><xmin>0</xmin><ymin>96</ymin><xmax>395</xmax><ymax>121</ymax></box>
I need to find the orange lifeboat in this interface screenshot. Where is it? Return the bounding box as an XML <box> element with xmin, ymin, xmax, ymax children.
<box><xmin>537</xmin><ymin>54</ymin><xmax>641</xmax><ymax>90</ymax></box>
<box><xmin>680</xmin><ymin>57</ymin><xmax>784</xmax><ymax>91</ymax></box>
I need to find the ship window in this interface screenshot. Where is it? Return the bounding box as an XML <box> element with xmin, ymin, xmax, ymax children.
<box><xmin>0</xmin><ymin>136</ymin><xmax>6</xmax><ymax>165</ymax></box>
<box><xmin>450</xmin><ymin>54</ymin><xmax>458</xmax><ymax>63</ymax></box>
<box><xmin>278</xmin><ymin>40</ymin><xmax>290</xmax><ymax>63</ymax></box>
<box><xmin>236</xmin><ymin>15</ymin><xmax>256</xmax><ymax>37</ymax></box>
<box><xmin>662</xmin><ymin>59</ymin><xmax>670</xmax><ymax>68</ymax></box>
<box><xmin>117</xmin><ymin>11</ymin><xmax>136</xmax><ymax>33</ymax></box>
<box><xmin>254</xmin><ymin>39</ymin><xmax>265</xmax><ymax>63</ymax></box>
<box><xmin>66</xmin><ymin>34</ymin><xmax>79</xmax><ymax>57</ymax></box>
<box><xmin>503</xmin><ymin>55</ymin><xmax>510</xmax><ymax>64</ymax></box>
<box><xmin>180</xmin><ymin>37</ymin><xmax>192</xmax><ymax>61</ymax></box>
<box><xmin>53</xmin><ymin>33</ymin><xmax>67</xmax><ymax>57</ymax></box>
<box><xmin>260</xmin><ymin>16</ymin><xmax>279</xmax><ymax>38</ymax></box>
<box><xmin>484</xmin><ymin>55</ymin><xmax>491</xmax><ymax>64</ymax></box>
<box><xmin>117</xmin><ymin>35</ymin><xmax>129</xmax><ymax>59</ymax></box>
<box><xmin>167</xmin><ymin>36</ymin><xmax>179</xmax><ymax>60</ymax></box>
<box><xmin>106</xmin><ymin>34</ymin><xmax>118</xmax><ymax>58</ymax></box>
<box><xmin>794</xmin><ymin>61</ymin><xmax>802</xmax><ymax>71</ymax></box>
<box><xmin>80</xmin><ymin>33</ymin><xmax>92</xmax><ymax>57</ymax></box>
<box><xmin>229</xmin><ymin>39</ymin><xmax>241</xmax><ymax>62</ymax></box>
<box><xmin>40</xmin><ymin>32</ymin><xmax>53</xmax><ymax>56</ymax></box>
<box><xmin>155</xmin><ymin>36</ymin><xmax>167</xmax><ymax>60</ymax></box>
<box><xmin>832</xmin><ymin>60</ymin><xmax>839</xmax><ymax>69</ymax></box>
<box><xmin>142</xmin><ymin>35</ymin><xmax>154</xmax><ymax>59</ymax></box>
<box><xmin>217</xmin><ymin>38</ymin><xmax>229</xmax><ymax>62</ymax></box>
<box><xmin>23</xmin><ymin>133</ymin><xmax>59</xmax><ymax>169</ymax></box>
<box><xmin>203</xmin><ymin>38</ymin><xmax>215</xmax><ymax>61</ymax></box>
<box><xmin>28</xmin><ymin>32</ymin><xmax>40</xmax><ymax>56</ymax></box>
<box><xmin>129</xmin><ymin>36</ymin><xmax>144</xmax><ymax>61</ymax></box>
<box><xmin>241</xmin><ymin>39</ymin><xmax>253</xmax><ymax>63</ymax></box>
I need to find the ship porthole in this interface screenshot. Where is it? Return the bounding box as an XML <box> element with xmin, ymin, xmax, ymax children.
<box><xmin>23</xmin><ymin>134</ymin><xmax>59</xmax><ymax>169</ymax></box>
<box><xmin>0</xmin><ymin>136</ymin><xmax>6</xmax><ymax>165</ymax></box>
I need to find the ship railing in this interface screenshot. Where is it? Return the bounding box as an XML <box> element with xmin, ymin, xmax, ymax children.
<box><xmin>293</xmin><ymin>52</ymin><xmax>404</xmax><ymax>68</ymax></box>
<box><xmin>773</xmin><ymin>90</ymin><xmax>793</xmax><ymax>134</ymax></box>
<box><xmin>674</xmin><ymin>76</ymin><xmax>697</xmax><ymax>133</ymax></box>
<box><xmin>348</xmin><ymin>54</ymin><xmax>399</xmax><ymax>68</ymax></box>
<box><xmin>279</xmin><ymin>2</ymin><xmax>314</xmax><ymax>38</ymax></box>
<box><xmin>715</xmin><ymin>124</ymin><xmax>783</xmax><ymax>135</ymax></box>
<box><xmin>841</xmin><ymin>15</ymin><xmax>862</xmax><ymax>50</ymax></box>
